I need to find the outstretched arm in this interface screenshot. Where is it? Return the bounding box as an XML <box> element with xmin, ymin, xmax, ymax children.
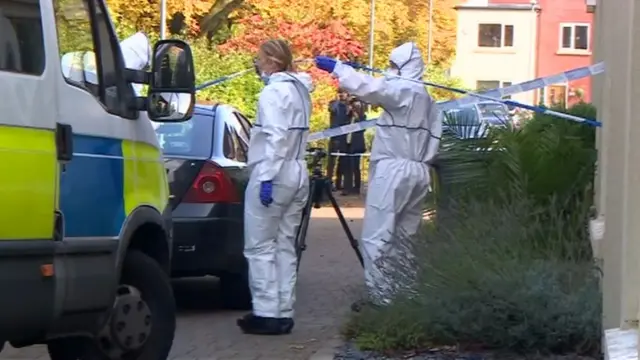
<box><xmin>332</xmin><ymin>62</ymin><xmax>403</xmax><ymax>109</ymax></box>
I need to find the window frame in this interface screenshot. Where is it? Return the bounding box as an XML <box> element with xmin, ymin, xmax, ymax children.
<box><xmin>224</xmin><ymin>112</ymin><xmax>249</xmax><ymax>162</ymax></box>
<box><xmin>228</xmin><ymin>125</ymin><xmax>248</xmax><ymax>162</ymax></box>
<box><xmin>232</xmin><ymin>112</ymin><xmax>252</xmax><ymax>143</ymax></box>
<box><xmin>476</xmin><ymin>80</ymin><xmax>511</xmax><ymax>91</ymax></box>
<box><xmin>222</xmin><ymin>124</ymin><xmax>236</xmax><ymax>160</ymax></box>
<box><xmin>0</xmin><ymin>5</ymin><xmax>46</xmax><ymax>76</ymax></box>
<box><xmin>538</xmin><ymin>83</ymin><xmax>569</xmax><ymax>106</ymax></box>
<box><xmin>502</xmin><ymin>82</ymin><xmax>513</xmax><ymax>100</ymax></box>
<box><xmin>477</xmin><ymin>23</ymin><xmax>514</xmax><ymax>48</ymax></box>
<box><xmin>476</xmin><ymin>80</ymin><xmax>500</xmax><ymax>91</ymax></box>
<box><xmin>559</xmin><ymin>22</ymin><xmax>590</xmax><ymax>51</ymax></box>
<box><xmin>53</xmin><ymin>0</ymin><xmax>137</xmax><ymax>119</ymax></box>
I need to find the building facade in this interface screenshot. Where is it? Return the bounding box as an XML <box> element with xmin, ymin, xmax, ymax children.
<box><xmin>450</xmin><ymin>0</ymin><xmax>594</xmax><ymax>106</ymax></box>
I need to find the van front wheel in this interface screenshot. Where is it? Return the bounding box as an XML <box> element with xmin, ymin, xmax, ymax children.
<box><xmin>47</xmin><ymin>250</ymin><xmax>176</xmax><ymax>360</ymax></box>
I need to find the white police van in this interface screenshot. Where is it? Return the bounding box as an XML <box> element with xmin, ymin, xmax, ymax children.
<box><xmin>0</xmin><ymin>0</ymin><xmax>196</xmax><ymax>358</ymax></box>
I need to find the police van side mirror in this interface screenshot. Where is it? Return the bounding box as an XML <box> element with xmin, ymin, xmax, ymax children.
<box><xmin>147</xmin><ymin>40</ymin><xmax>196</xmax><ymax>122</ymax></box>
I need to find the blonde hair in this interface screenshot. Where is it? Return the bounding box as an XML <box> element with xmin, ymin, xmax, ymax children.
<box><xmin>259</xmin><ymin>39</ymin><xmax>294</xmax><ymax>72</ymax></box>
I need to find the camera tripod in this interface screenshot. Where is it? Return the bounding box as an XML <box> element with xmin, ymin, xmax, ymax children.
<box><xmin>294</xmin><ymin>148</ymin><xmax>364</xmax><ymax>271</ymax></box>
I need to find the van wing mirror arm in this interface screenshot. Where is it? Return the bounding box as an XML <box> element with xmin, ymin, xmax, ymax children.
<box><xmin>124</xmin><ymin>68</ymin><xmax>150</xmax><ymax>111</ymax></box>
<box><xmin>124</xmin><ymin>68</ymin><xmax>150</xmax><ymax>85</ymax></box>
<box><xmin>130</xmin><ymin>97</ymin><xmax>148</xmax><ymax>112</ymax></box>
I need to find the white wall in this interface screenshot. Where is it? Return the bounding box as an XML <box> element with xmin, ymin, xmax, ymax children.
<box><xmin>451</xmin><ymin>7</ymin><xmax>537</xmax><ymax>104</ymax></box>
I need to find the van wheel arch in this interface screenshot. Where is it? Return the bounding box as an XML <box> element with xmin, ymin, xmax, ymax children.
<box><xmin>117</xmin><ymin>206</ymin><xmax>172</xmax><ymax>275</ymax></box>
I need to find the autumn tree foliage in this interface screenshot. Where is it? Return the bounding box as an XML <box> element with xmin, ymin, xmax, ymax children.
<box><xmin>225</xmin><ymin>0</ymin><xmax>458</xmax><ymax>68</ymax></box>
<box><xmin>218</xmin><ymin>14</ymin><xmax>365</xmax><ymax>83</ymax></box>
<box><xmin>219</xmin><ymin>16</ymin><xmax>364</xmax><ymax>59</ymax></box>
<box><xmin>106</xmin><ymin>0</ymin><xmax>245</xmax><ymax>38</ymax></box>
<box><xmin>104</xmin><ymin>0</ymin><xmax>459</xmax><ymax>133</ymax></box>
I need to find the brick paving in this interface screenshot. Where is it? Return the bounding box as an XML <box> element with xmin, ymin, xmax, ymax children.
<box><xmin>0</xmin><ymin>197</ymin><xmax>364</xmax><ymax>360</ymax></box>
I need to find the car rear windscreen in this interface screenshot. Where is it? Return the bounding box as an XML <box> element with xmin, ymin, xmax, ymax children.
<box><xmin>154</xmin><ymin>113</ymin><xmax>214</xmax><ymax>158</ymax></box>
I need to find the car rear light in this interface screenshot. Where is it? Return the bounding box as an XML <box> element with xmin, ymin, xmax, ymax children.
<box><xmin>183</xmin><ymin>161</ymin><xmax>240</xmax><ymax>203</ymax></box>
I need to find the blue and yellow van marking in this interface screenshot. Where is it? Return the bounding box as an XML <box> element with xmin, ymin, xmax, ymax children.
<box><xmin>0</xmin><ymin>126</ymin><xmax>166</xmax><ymax>240</ymax></box>
<box><xmin>59</xmin><ymin>135</ymin><xmax>126</xmax><ymax>238</ymax></box>
<box><xmin>59</xmin><ymin>134</ymin><xmax>167</xmax><ymax>238</ymax></box>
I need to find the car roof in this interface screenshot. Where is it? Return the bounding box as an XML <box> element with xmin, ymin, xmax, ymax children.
<box><xmin>193</xmin><ymin>103</ymin><xmax>241</xmax><ymax>117</ymax></box>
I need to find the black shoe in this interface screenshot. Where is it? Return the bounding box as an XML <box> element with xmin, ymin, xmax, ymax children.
<box><xmin>278</xmin><ymin>317</ymin><xmax>295</xmax><ymax>334</ymax></box>
<box><xmin>237</xmin><ymin>314</ymin><xmax>286</xmax><ymax>335</ymax></box>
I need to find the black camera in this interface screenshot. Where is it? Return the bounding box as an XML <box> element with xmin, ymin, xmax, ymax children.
<box><xmin>307</xmin><ymin>147</ymin><xmax>327</xmax><ymax>158</ymax></box>
<box><xmin>306</xmin><ymin>147</ymin><xmax>327</xmax><ymax>170</ymax></box>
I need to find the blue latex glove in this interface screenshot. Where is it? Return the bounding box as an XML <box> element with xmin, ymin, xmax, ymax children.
<box><xmin>315</xmin><ymin>56</ymin><xmax>337</xmax><ymax>73</ymax></box>
<box><xmin>259</xmin><ymin>181</ymin><xmax>273</xmax><ymax>207</ymax></box>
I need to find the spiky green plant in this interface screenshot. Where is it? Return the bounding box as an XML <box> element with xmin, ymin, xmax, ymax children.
<box><xmin>345</xmin><ymin>103</ymin><xmax>601</xmax><ymax>356</ymax></box>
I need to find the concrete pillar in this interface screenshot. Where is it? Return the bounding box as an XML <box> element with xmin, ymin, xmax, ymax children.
<box><xmin>600</xmin><ymin>0</ymin><xmax>640</xmax><ymax>331</ymax></box>
<box><xmin>592</xmin><ymin>0</ymin><xmax>603</xmax><ymax>213</ymax></box>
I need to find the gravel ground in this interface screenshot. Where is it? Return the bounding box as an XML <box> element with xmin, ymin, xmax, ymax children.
<box><xmin>333</xmin><ymin>342</ymin><xmax>601</xmax><ymax>360</ymax></box>
<box><xmin>334</xmin><ymin>342</ymin><xmax>485</xmax><ymax>360</ymax></box>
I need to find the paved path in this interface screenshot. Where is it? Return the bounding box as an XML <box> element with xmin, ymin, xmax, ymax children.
<box><xmin>0</xmin><ymin>199</ymin><xmax>364</xmax><ymax>360</ymax></box>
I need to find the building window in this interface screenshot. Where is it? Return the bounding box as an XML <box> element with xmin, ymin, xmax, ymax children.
<box><xmin>478</xmin><ymin>24</ymin><xmax>514</xmax><ymax>48</ymax></box>
<box><xmin>477</xmin><ymin>80</ymin><xmax>500</xmax><ymax>90</ymax></box>
<box><xmin>476</xmin><ymin>80</ymin><xmax>512</xmax><ymax>92</ymax></box>
<box><xmin>560</xmin><ymin>23</ymin><xmax>589</xmax><ymax>51</ymax></box>
<box><xmin>539</xmin><ymin>84</ymin><xmax>568</xmax><ymax>106</ymax></box>
<box><xmin>502</xmin><ymin>82</ymin><xmax>513</xmax><ymax>100</ymax></box>
<box><xmin>0</xmin><ymin>0</ymin><xmax>45</xmax><ymax>76</ymax></box>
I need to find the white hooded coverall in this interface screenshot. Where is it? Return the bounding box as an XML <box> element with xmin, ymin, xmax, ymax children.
<box><xmin>331</xmin><ymin>42</ymin><xmax>442</xmax><ymax>303</ymax></box>
<box><xmin>244</xmin><ymin>72</ymin><xmax>313</xmax><ymax>318</ymax></box>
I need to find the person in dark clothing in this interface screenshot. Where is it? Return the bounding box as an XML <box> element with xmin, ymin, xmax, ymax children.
<box><xmin>341</xmin><ymin>98</ymin><xmax>367</xmax><ymax>195</ymax></box>
<box><xmin>327</xmin><ymin>90</ymin><xmax>350</xmax><ymax>190</ymax></box>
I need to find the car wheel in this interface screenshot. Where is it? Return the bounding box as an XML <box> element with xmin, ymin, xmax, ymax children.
<box><xmin>220</xmin><ymin>271</ymin><xmax>252</xmax><ymax>310</ymax></box>
<box><xmin>47</xmin><ymin>250</ymin><xmax>176</xmax><ymax>360</ymax></box>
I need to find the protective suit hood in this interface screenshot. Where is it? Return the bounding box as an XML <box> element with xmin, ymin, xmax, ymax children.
<box><xmin>268</xmin><ymin>72</ymin><xmax>315</xmax><ymax>93</ymax></box>
<box><xmin>120</xmin><ymin>32</ymin><xmax>151</xmax><ymax>96</ymax></box>
<box><xmin>120</xmin><ymin>32</ymin><xmax>151</xmax><ymax>71</ymax></box>
<box><xmin>389</xmin><ymin>42</ymin><xmax>424</xmax><ymax>80</ymax></box>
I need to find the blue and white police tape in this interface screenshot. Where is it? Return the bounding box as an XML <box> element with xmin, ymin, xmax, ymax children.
<box><xmin>195</xmin><ymin>68</ymin><xmax>254</xmax><ymax>91</ymax></box>
<box><xmin>345</xmin><ymin>62</ymin><xmax>601</xmax><ymax>127</ymax></box>
<box><xmin>439</xmin><ymin>61</ymin><xmax>605</xmax><ymax>111</ymax></box>
<box><xmin>329</xmin><ymin>152</ymin><xmax>371</xmax><ymax>157</ymax></box>
<box><xmin>308</xmin><ymin>61</ymin><xmax>605</xmax><ymax>142</ymax></box>
<box><xmin>195</xmin><ymin>59</ymin><xmax>317</xmax><ymax>92</ymax></box>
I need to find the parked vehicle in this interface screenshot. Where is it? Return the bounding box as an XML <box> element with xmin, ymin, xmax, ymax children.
<box><xmin>0</xmin><ymin>0</ymin><xmax>196</xmax><ymax>358</ymax></box>
<box><xmin>443</xmin><ymin>101</ymin><xmax>512</xmax><ymax>139</ymax></box>
<box><xmin>155</xmin><ymin>104</ymin><xmax>254</xmax><ymax>309</ymax></box>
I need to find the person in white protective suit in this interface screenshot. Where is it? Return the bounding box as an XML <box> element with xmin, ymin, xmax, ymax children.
<box><xmin>315</xmin><ymin>42</ymin><xmax>442</xmax><ymax>309</ymax></box>
<box><xmin>237</xmin><ymin>39</ymin><xmax>313</xmax><ymax>335</ymax></box>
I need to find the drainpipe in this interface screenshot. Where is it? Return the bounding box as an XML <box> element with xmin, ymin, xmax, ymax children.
<box><xmin>529</xmin><ymin>0</ymin><xmax>539</xmax><ymax>104</ymax></box>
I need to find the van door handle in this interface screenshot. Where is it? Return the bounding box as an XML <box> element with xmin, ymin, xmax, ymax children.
<box><xmin>55</xmin><ymin>123</ymin><xmax>73</xmax><ymax>163</ymax></box>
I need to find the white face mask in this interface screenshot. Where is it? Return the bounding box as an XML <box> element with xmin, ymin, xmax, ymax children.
<box><xmin>260</xmin><ymin>71</ymin><xmax>270</xmax><ymax>85</ymax></box>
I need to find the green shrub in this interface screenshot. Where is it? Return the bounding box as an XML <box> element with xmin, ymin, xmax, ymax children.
<box><xmin>345</xmin><ymin>197</ymin><xmax>601</xmax><ymax>355</ymax></box>
<box><xmin>434</xmin><ymin>103</ymin><xmax>597</xmax><ymax>260</ymax></box>
<box><xmin>346</xmin><ymin>103</ymin><xmax>601</xmax><ymax>356</ymax></box>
